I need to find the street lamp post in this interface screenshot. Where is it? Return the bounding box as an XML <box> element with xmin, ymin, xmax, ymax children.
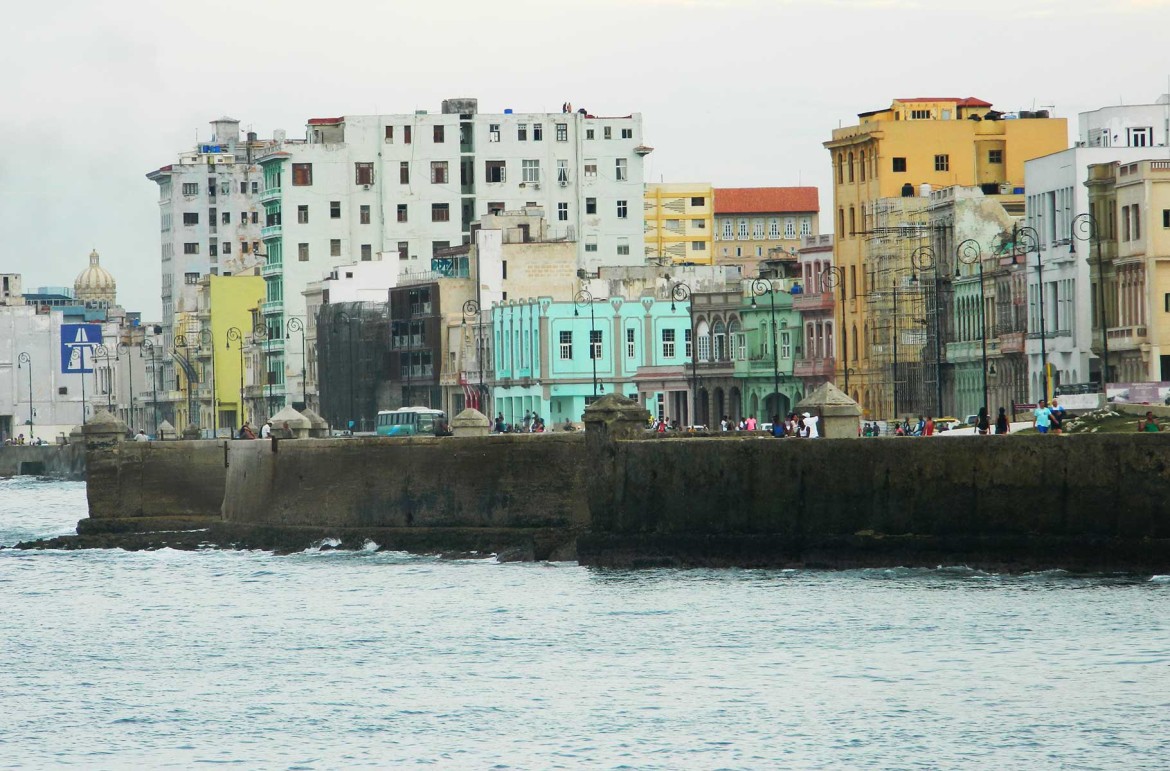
<box><xmin>910</xmin><ymin>246</ymin><xmax>944</xmax><ymax>417</ymax></box>
<box><xmin>670</xmin><ymin>280</ymin><xmax>692</xmax><ymax>424</ymax></box>
<box><xmin>142</xmin><ymin>339</ymin><xmax>159</xmax><ymax>435</ymax></box>
<box><xmin>819</xmin><ymin>266</ymin><xmax>848</xmax><ymax>395</ymax></box>
<box><xmin>955</xmin><ymin>239</ymin><xmax>988</xmax><ymax>417</ymax></box>
<box><xmin>891</xmin><ymin>282</ymin><xmax>899</xmax><ymax>419</ymax></box>
<box><xmin>1070</xmin><ymin>213</ymin><xmax>1108</xmax><ymax>392</ymax></box>
<box><xmin>462</xmin><ymin>300</ymin><xmax>482</xmax><ymax>410</ymax></box>
<box><xmin>333</xmin><ymin>311</ymin><xmax>356</xmax><ymax>427</ymax></box>
<box><xmin>573</xmin><ymin>289</ymin><xmax>598</xmax><ymax>398</ymax></box>
<box><xmin>750</xmin><ymin>278</ymin><xmax>780</xmax><ymax>417</ymax></box>
<box><xmin>198</xmin><ymin>329</ymin><xmax>217</xmax><ymax>435</ymax></box>
<box><xmin>17</xmin><ymin>352</ymin><xmax>32</xmax><ymax>440</ymax></box>
<box><xmin>79</xmin><ymin>341</ymin><xmax>88</xmax><ymax>426</ymax></box>
<box><xmin>172</xmin><ymin>334</ymin><xmax>195</xmax><ymax>430</ymax></box>
<box><xmin>93</xmin><ymin>344</ymin><xmax>120</xmax><ymax>412</ymax></box>
<box><xmin>285</xmin><ymin>317</ymin><xmax>307</xmax><ymax>408</ymax></box>
<box><xmin>1011</xmin><ymin>226</ymin><xmax>1045</xmax><ymax>401</ymax></box>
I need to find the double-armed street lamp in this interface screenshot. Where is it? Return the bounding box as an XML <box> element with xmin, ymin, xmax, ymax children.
<box><xmin>17</xmin><ymin>352</ymin><xmax>33</xmax><ymax>440</ymax></box>
<box><xmin>226</xmin><ymin>326</ymin><xmax>247</xmax><ymax>428</ymax></box>
<box><xmin>910</xmin><ymin>245</ymin><xmax>945</xmax><ymax>417</ymax></box>
<box><xmin>1070</xmin><ymin>213</ymin><xmax>1108</xmax><ymax>391</ymax></box>
<box><xmin>461</xmin><ymin>300</ymin><xmax>484</xmax><ymax>409</ymax></box>
<box><xmin>954</xmin><ymin>239</ymin><xmax>989</xmax><ymax>416</ymax></box>
<box><xmin>573</xmin><ymin>289</ymin><xmax>599</xmax><ymax>398</ymax></box>
<box><xmin>819</xmin><ymin>266</ymin><xmax>848</xmax><ymax>395</ymax></box>
<box><xmin>93</xmin><ymin>342</ymin><xmax>128</xmax><ymax>413</ymax></box>
<box><xmin>750</xmin><ymin>278</ymin><xmax>782</xmax><ymax>416</ymax></box>
<box><xmin>285</xmin><ymin>317</ymin><xmax>307</xmax><ymax>408</ymax></box>
<box><xmin>669</xmin><ymin>280</ymin><xmax>696</xmax><ymax>424</ymax></box>
<box><xmin>1007</xmin><ymin>226</ymin><xmax>1045</xmax><ymax>401</ymax></box>
<box><xmin>172</xmin><ymin>334</ymin><xmax>196</xmax><ymax>429</ymax></box>
<box><xmin>196</xmin><ymin>329</ymin><xmax>218</xmax><ymax>434</ymax></box>
<box><xmin>332</xmin><ymin>310</ymin><xmax>357</xmax><ymax>426</ymax></box>
<box><xmin>142</xmin><ymin>339</ymin><xmax>159</xmax><ymax>434</ymax></box>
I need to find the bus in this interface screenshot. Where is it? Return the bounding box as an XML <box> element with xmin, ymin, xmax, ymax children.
<box><xmin>375</xmin><ymin>407</ymin><xmax>447</xmax><ymax>437</ymax></box>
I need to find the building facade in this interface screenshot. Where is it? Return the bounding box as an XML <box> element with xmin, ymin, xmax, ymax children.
<box><xmin>713</xmin><ymin>187</ymin><xmax>819</xmax><ymax>277</ymax></box>
<box><xmin>643</xmin><ymin>183</ymin><xmax>714</xmax><ymax>265</ymax></box>
<box><xmin>1079</xmin><ymin>96</ymin><xmax>1170</xmax><ymax>149</ymax></box>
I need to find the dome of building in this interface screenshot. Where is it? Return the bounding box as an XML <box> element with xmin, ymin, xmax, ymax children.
<box><xmin>74</xmin><ymin>248</ymin><xmax>117</xmax><ymax>305</ymax></box>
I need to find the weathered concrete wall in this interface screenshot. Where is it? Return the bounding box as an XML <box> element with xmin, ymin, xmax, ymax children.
<box><xmin>85</xmin><ymin>439</ymin><xmax>229</xmax><ymax>522</ymax></box>
<box><xmin>580</xmin><ymin>433</ymin><xmax>1170</xmax><ymax>570</ymax></box>
<box><xmin>221</xmin><ymin>435</ymin><xmax>589</xmax><ymax>531</ymax></box>
<box><xmin>0</xmin><ymin>444</ymin><xmax>85</xmax><ymax>480</ymax></box>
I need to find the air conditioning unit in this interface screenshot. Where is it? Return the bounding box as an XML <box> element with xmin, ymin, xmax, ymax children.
<box><xmin>519</xmin><ymin>182</ymin><xmax>526</xmax><ymax>188</ymax></box>
<box><xmin>559</xmin><ymin>180</ymin><xmax>568</xmax><ymax>187</ymax></box>
<box><xmin>363</xmin><ymin>184</ymin><xmax>371</xmax><ymax>190</ymax></box>
<box><xmin>533</xmin><ymin>183</ymin><xmax>541</xmax><ymax>190</ymax></box>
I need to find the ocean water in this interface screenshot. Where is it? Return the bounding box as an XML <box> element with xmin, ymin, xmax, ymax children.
<box><xmin>1</xmin><ymin>477</ymin><xmax>1168</xmax><ymax>770</ymax></box>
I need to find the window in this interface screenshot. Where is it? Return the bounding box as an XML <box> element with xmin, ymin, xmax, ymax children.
<box><xmin>691</xmin><ymin>241</ymin><xmax>706</xmax><ymax>251</ymax></box>
<box><xmin>692</xmin><ymin>218</ymin><xmax>705</xmax><ymax>229</ymax></box>
<box><xmin>182</xmin><ymin>183</ymin><xmax>198</xmax><ymax>196</ymax></box>
<box><xmin>502</xmin><ymin>260</ymin><xmax>507</xmax><ymax>279</ymax></box>
<box><xmin>183</xmin><ymin>242</ymin><xmax>199</xmax><ymax>254</ymax></box>
<box><xmin>780</xmin><ymin>331</ymin><xmax>792</xmax><ymax>359</ymax></box>
<box><xmin>617</xmin><ymin>200</ymin><xmax>628</xmax><ymax>218</ymax></box>
<box><xmin>330</xmin><ymin>239</ymin><xmax>341</xmax><ymax>257</ymax></box>
<box><xmin>330</xmin><ymin>201</ymin><xmax>341</xmax><ymax>219</ymax></box>
<box><xmin>585</xmin><ymin>198</ymin><xmax>597</xmax><ymax>214</ymax></box>
<box><xmin>627</xmin><ymin>328</ymin><xmax>636</xmax><ymax>358</ymax></box>
<box><xmin>184</xmin><ymin>272</ymin><xmax>199</xmax><ymax>285</ymax></box>
<box><xmin>769</xmin><ymin>220</ymin><xmax>780</xmax><ymax>238</ymax></box>
<box><xmin>222</xmin><ymin>241</ymin><xmax>231</xmax><ymax>254</ymax></box>
<box><xmin>722</xmin><ymin>221</ymin><xmax>733</xmax><ymax>239</ymax></box>
<box><xmin>785</xmin><ymin>218</ymin><xmax>796</xmax><ymax>239</ymax></box>
<box><xmin>1128</xmin><ymin>127</ymin><xmax>1153</xmax><ymax>147</ymax></box>
<box><xmin>584</xmin><ymin>161</ymin><xmax>598</xmax><ymax>178</ymax></box>
<box><xmin>183</xmin><ymin>212</ymin><xmax>199</xmax><ymax>225</ymax></box>
<box><xmin>428</xmin><ymin>161</ymin><xmax>448</xmax><ymax>184</ymax></box>
<box><xmin>892</xmin><ymin>157</ymin><xmax>907</xmax><ymax>172</ymax></box>
<box><xmin>617</xmin><ymin>238</ymin><xmax>630</xmax><ymax>255</ymax></box>
<box><xmin>298</xmin><ymin>243</ymin><xmax>309</xmax><ymax>261</ymax></box>
<box><xmin>934</xmin><ymin>154</ymin><xmax>950</xmax><ymax>172</ymax></box>
<box><xmin>685</xmin><ymin>328</ymin><xmax>692</xmax><ymax>358</ymax></box>
<box><xmin>557</xmin><ymin>202</ymin><xmax>568</xmax><ymax>221</ymax></box>
<box><xmin>910</xmin><ymin>109</ymin><xmax>931</xmax><ymax>120</ymax></box>
<box><xmin>355</xmin><ymin>162</ymin><xmax>374</xmax><ymax>185</ymax></box>
<box><xmin>253</xmin><ymin>240</ymin><xmax>260</xmax><ymax>253</ymax></box>
<box><xmin>487</xmin><ymin>201</ymin><xmax>505</xmax><ymax>215</ymax></box>
<box><xmin>586</xmin><ymin>128</ymin><xmax>595</xmax><ymax>140</ymax></box>
<box><xmin>753</xmin><ymin>221</ymin><xmax>765</xmax><ymax>239</ymax></box>
<box><xmin>297</xmin><ymin>205</ymin><xmax>308</xmax><ymax>224</ymax></box>
<box><xmin>518</xmin><ymin>123</ymin><xmax>528</xmax><ymax>141</ymax></box>
<box><xmin>433</xmin><ymin>125</ymin><xmax>445</xmax><ymax>143</ymax></box>
<box><xmin>690</xmin><ymin>196</ymin><xmax>705</xmax><ymax>207</ymax></box>
<box><xmin>489</xmin><ymin>124</ymin><xmax>500</xmax><ymax>142</ymax></box>
<box><xmin>621</xmin><ymin>128</ymin><xmax>633</xmax><ymax>139</ymax></box>
<box><xmin>361</xmin><ymin>244</ymin><xmax>372</xmax><ymax>261</ymax></box>
<box><xmin>239</xmin><ymin>181</ymin><xmax>247</xmax><ymax>194</ymax></box>
<box><xmin>251</xmin><ymin>181</ymin><xmax>258</xmax><ymax>194</ymax></box>
<box><xmin>603</xmin><ymin>126</ymin><xmax>612</xmax><ymax>140</ymax></box>
<box><xmin>385</xmin><ymin>125</ymin><xmax>393</xmax><ymax>142</ymax></box>
<box><xmin>209</xmin><ymin>243</ymin><xmax>218</xmax><ymax>258</ymax></box>
<box><xmin>1163</xmin><ymin>209</ymin><xmax>1170</xmax><ymax>229</ymax></box>
<box><xmin>801</xmin><ymin>218</ymin><xmax>811</xmax><ymax>236</ymax></box>
<box><xmin>662</xmin><ymin>328</ymin><xmax>676</xmax><ymax>358</ymax></box>
<box><xmin>353</xmin><ymin>204</ymin><xmax>367</xmax><ymax>224</ymax></box>
<box><xmin>398</xmin><ymin>241</ymin><xmax>409</xmax><ymax>260</ymax></box>
<box><xmin>292</xmin><ymin>163</ymin><xmax>313</xmax><ymax>186</ymax></box>
<box><xmin>557</xmin><ymin>159</ymin><xmax>568</xmax><ymax>183</ymax></box>
<box><xmin>988</xmin><ymin>149</ymin><xmax>1003</xmax><ymax>164</ymax></box>
<box><xmin>522</xmin><ymin>159</ymin><xmax>540</xmax><ymax>183</ymax></box>
<box><xmin>585</xmin><ymin>236</ymin><xmax>598</xmax><ymax>253</ymax></box>
<box><xmin>403</xmin><ymin>125</ymin><xmax>412</xmax><ymax>144</ymax></box>
<box><xmin>397</xmin><ymin>204</ymin><xmax>408</xmax><ymax>223</ymax></box>
<box><xmin>738</xmin><ymin>220</ymin><xmax>749</xmax><ymax>239</ymax></box>
<box><xmin>590</xmin><ymin>330</ymin><xmax>603</xmax><ymax>359</ymax></box>
<box><xmin>556</xmin><ymin>123</ymin><xmax>568</xmax><ymax>141</ymax></box>
<box><xmin>241</xmin><ymin>241</ymin><xmax>250</xmax><ymax>254</ymax></box>
<box><xmin>431</xmin><ymin>241</ymin><xmax>449</xmax><ymax>256</ymax></box>
<box><xmin>1134</xmin><ymin>206</ymin><xmax>1141</xmax><ymax>240</ymax></box>
<box><xmin>486</xmin><ymin>160</ymin><xmax>505</xmax><ymax>183</ymax></box>
<box><xmin>251</xmin><ymin>211</ymin><xmax>258</xmax><ymax>224</ymax></box>
<box><xmin>432</xmin><ymin>203</ymin><xmax>450</xmax><ymax>222</ymax></box>
<box><xmin>533</xmin><ymin>123</ymin><xmax>543</xmax><ymax>141</ymax></box>
<box><xmin>559</xmin><ymin>330</ymin><xmax>573</xmax><ymax>359</ymax></box>
<box><xmin>697</xmin><ymin>329</ymin><xmax>711</xmax><ymax>362</ymax></box>
<box><xmin>240</xmin><ymin>210</ymin><xmax>247</xmax><ymax>224</ymax></box>
<box><xmin>615</xmin><ymin>158</ymin><xmax>628</xmax><ymax>181</ymax></box>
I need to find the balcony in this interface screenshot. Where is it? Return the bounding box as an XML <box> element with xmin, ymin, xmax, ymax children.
<box><xmin>261</xmin><ymin>224</ymin><xmax>282</xmax><ymax>239</ymax></box>
<box><xmin>260</xmin><ymin>300</ymin><xmax>284</xmax><ymax>316</ymax></box>
<box><xmin>259</xmin><ymin>186</ymin><xmax>281</xmax><ymax>203</ymax></box>
<box><xmin>998</xmin><ymin>331</ymin><xmax>1025</xmax><ymax>354</ymax></box>
<box><xmin>792</xmin><ymin>292</ymin><xmax>835</xmax><ymax>312</ymax></box>
<box><xmin>261</xmin><ymin>337</ymin><xmax>285</xmax><ymax>353</ymax></box>
<box><xmin>794</xmin><ymin>357</ymin><xmax>836</xmax><ymax>378</ymax></box>
<box><xmin>1106</xmin><ymin>325</ymin><xmax>1147</xmax><ymax>350</ymax></box>
<box><xmin>260</xmin><ymin>260</ymin><xmax>284</xmax><ymax>278</ymax></box>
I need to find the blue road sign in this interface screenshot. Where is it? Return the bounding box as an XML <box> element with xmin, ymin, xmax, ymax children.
<box><xmin>61</xmin><ymin>323</ymin><xmax>102</xmax><ymax>374</ymax></box>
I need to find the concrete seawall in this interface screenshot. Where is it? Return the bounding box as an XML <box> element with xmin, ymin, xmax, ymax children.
<box><xmin>0</xmin><ymin>444</ymin><xmax>85</xmax><ymax>480</ymax></box>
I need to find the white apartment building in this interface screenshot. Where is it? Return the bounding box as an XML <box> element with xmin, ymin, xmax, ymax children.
<box><xmin>1023</xmin><ymin>146</ymin><xmax>1154</xmax><ymax>397</ymax></box>
<box><xmin>254</xmin><ymin>97</ymin><xmax>650</xmax><ymax>407</ymax></box>
<box><xmin>1080</xmin><ymin>95</ymin><xmax>1170</xmax><ymax>149</ymax></box>
<box><xmin>146</xmin><ymin>117</ymin><xmax>267</xmax><ymax>391</ymax></box>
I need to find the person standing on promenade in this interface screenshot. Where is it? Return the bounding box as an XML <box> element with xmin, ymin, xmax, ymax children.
<box><xmin>976</xmin><ymin>407</ymin><xmax>991</xmax><ymax>436</ymax></box>
<box><xmin>746</xmin><ymin>415</ymin><xmax>758</xmax><ymax>431</ymax></box>
<box><xmin>1033</xmin><ymin>400</ymin><xmax>1053</xmax><ymax>434</ymax></box>
<box><xmin>771</xmin><ymin>415</ymin><xmax>784</xmax><ymax>438</ymax></box>
<box><xmin>1138</xmin><ymin>411</ymin><xmax>1161</xmax><ymax>432</ymax></box>
<box><xmin>995</xmin><ymin>407</ymin><xmax>1010</xmax><ymax>434</ymax></box>
<box><xmin>924</xmin><ymin>416</ymin><xmax>935</xmax><ymax>436</ymax></box>
<box><xmin>1049</xmin><ymin>398</ymin><xmax>1066</xmax><ymax>435</ymax></box>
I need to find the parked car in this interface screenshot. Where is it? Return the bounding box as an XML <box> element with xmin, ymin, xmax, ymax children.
<box><xmin>934</xmin><ymin>416</ymin><xmax>962</xmax><ymax>432</ymax></box>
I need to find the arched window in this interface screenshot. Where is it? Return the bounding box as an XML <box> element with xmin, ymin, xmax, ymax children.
<box><xmin>712</xmin><ymin>320</ymin><xmax>727</xmax><ymax>361</ymax></box>
<box><xmin>848</xmin><ymin>152</ymin><xmax>855</xmax><ymax>183</ymax></box>
<box><xmin>852</xmin><ymin>323</ymin><xmax>859</xmax><ymax>362</ymax></box>
<box><xmin>849</xmin><ymin>206</ymin><xmax>856</xmax><ymax>235</ymax></box>
<box><xmin>860</xmin><ymin>150</ymin><xmax>867</xmax><ymax>182</ymax></box>
<box><xmin>837</xmin><ymin>153</ymin><xmax>844</xmax><ymax>185</ymax></box>
<box><xmin>729</xmin><ymin>320</ymin><xmax>743</xmax><ymax>360</ymax></box>
<box><xmin>696</xmin><ymin>319</ymin><xmax>711</xmax><ymax>362</ymax></box>
<box><xmin>806</xmin><ymin>323</ymin><xmax>816</xmax><ymax>359</ymax></box>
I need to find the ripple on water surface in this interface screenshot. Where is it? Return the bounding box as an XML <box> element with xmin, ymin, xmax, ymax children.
<box><xmin>1</xmin><ymin>478</ymin><xmax>1169</xmax><ymax>770</ymax></box>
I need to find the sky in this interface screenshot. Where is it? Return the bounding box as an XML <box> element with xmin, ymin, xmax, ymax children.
<box><xmin>3</xmin><ymin>0</ymin><xmax>1170</xmax><ymax>319</ymax></box>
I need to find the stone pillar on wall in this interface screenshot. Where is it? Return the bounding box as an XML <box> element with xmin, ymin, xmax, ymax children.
<box><xmin>451</xmin><ymin>408</ymin><xmax>491</xmax><ymax>437</ymax></box>
<box><xmin>583</xmin><ymin>393</ymin><xmax>651</xmax><ymax>530</ymax></box>
<box><xmin>796</xmin><ymin>381</ymin><xmax>862</xmax><ymax>439</ymax></box>
<box><xmin>82</xmin><ymin>409</ymin><xmax>129</xmax><ymax>451</ymax></box>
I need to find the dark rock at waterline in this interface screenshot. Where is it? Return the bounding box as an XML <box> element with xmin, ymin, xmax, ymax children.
<box><xmin>495</xmin><ymin>542</ymin><xmax>536</xmax><ymax>563</ymax></box>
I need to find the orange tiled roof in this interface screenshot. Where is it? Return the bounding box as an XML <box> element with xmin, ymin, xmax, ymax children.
<box><xmin>896</xmin><ymin>97</ymin><xmax>992</xmax><ymax>107</ymax></box>
<box><xmin>714</xmin><ymin>187</ymin><xmax>819</xmax><ymax>215</ymax></box>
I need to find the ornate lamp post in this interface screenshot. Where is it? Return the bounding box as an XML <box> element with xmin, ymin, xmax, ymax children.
<box><xmin>93</xmin><ymin>343</ymin><xmax>127</xmax><ymax>413</ymax></box>
<box><xmin>226</xmin><ymin>327</ymin><xmax>246</xmax><ymax>428</ymax></box>
<box><xmin>462</xmin><ymin>300</ymin><xmax>483</xmax><ymax>410</ymax></box>
<box><xmin>1010</xmin><ymin>226</ymin><xmax>1045</xmax><ymax>401</ymax></box>
<box><xmin>669</xmin><ymin>280</ymin><xmax>693</xmax><ymax>424</ymax></box>
<box><xmin>142</xmin><ymin>339</ymin><xmax>159</xmax><ymax>435</ymax></box>
<box><xmin>1070</xmin><ymin>213</ymin><xmax>1108</xmax><ymax>391</ymax></box>
<box><xmin>332</xmin><ymin>310</ymin><xmax>356</xmax><ymax>426</ymax></box>
<box><xmin>196</xmin><ymin>329</ymin><xmax>217</xmax><ymax>434</ymax></box>
<box><xmin>750</xmin><ymin>278</ymin><xmax>781</xmax><ymax>417</ymax></box>
<box><xmin>573</xmin><ymin>289</ymin><xmax>598</xmax><ymax>398</ymax></box>
<box><xmin>285</xmin><ymin>317</ymin><xmax>307</xmax><ymax>408</ymax></box>
<box><xmin>172</xmin><ymin>334</ymin><xmax>195</xmax><ymax>429</ymax></box>
<box><xmin>910</xmin><ymin>246</ymin><xmax>944</xmax><ymax>416</ymax></box>
<box><xmin>819</xmin><ymin>266</ymin><xmax>848</xmax><ymax>395</ymax></box>
<box><xmin>17</xmin><ymin>352</ymin><xmax>33</xmax><ymax>440</ymax></box>
<box><xmin>955</xmin><ymin>239</ymin><xmax>988</xmax><ymax>416</ymax></box>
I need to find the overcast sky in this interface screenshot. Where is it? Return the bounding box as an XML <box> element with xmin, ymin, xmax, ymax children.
<box><xmin>3</xmin><ymin>0</ymin><xmax>1169</xmax><ymax>318</ymax></box>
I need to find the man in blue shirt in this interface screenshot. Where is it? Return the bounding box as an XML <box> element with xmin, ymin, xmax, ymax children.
<box><xmin>1033</xmin><ymin>399</ymin><xmax>1052</xmax><ymax>434</ymax></box>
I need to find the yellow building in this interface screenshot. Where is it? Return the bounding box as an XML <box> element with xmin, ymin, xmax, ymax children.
<box><xmin>644</xmin><ymin>183</ymin><xmax>714</xmax><ymax>264</ymax></box>
<box><xmin>192</xmin><ymin>273</ymin><xmax>265</xmax><ymax>434</ymax></box>
<box><xmin>1086</xmin><ymin>159</ymin><xmax>1170</xmax><ymax>384</ymax></box>
<box><xmin>823</xmin><ymin>97</ymin><xmax>1068</xmax><ymax>415</ymax></box>
<box><xmin>713</xmin><ymin>187</ymin><xmax>820</xmax><ymax>277</ymax></box>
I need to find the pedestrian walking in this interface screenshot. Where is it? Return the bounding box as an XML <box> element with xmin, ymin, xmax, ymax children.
<box><xmin>1033</xmin><ymin>399</ymin><xmax>1052</xmax><ymax>434</ymax></box>
<box><xmin>976</xmin><ymin>407</ymin><xmax>990</xmax><ymax>435</ymax></box>
<box><xmin>1049</xmin><ymin>398</ymin><xmax>1066</xmax><ymax>435</ymax></box>
<box><xmin>995</xmin><ymin>407</ymin><xmax>1010</xmax><ymax>434</ymax></box>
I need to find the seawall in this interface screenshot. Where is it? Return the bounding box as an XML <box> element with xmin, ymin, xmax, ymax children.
<box><xmin>0</xmin><ymin>444</ymin><xmax>85</xmax><ymax>480</ymax></box>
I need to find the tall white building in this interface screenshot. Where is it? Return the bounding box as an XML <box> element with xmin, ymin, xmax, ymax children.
<box><xmin>254</xmin><ymin>97</ymin><xmax>650</xmax><ymax>407</ymax></box>
<box><xmin>146</xmin><ymin>118</ymin><xmax>267</xmax><ymax>391</ymax></box>
<box><xmin>1079</xmin><ymin>95</ymin><xmax>1170</xmax><ymax>149</ymax></box>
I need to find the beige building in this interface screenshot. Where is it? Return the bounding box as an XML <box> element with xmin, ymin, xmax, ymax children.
<box><xmin>1085</xmin><ymin>159</ymin><xmax>1170</xmax><ymax>384</ymax></box>
<box><xmin>714</xmin><ymin>187</ymin><xmax>820</xmax><ymax>277</ymax></box>
<box><xmin>644</xmin><ymin>183</ymin><xmax>714</xmax><ymax>265</ymax></box>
